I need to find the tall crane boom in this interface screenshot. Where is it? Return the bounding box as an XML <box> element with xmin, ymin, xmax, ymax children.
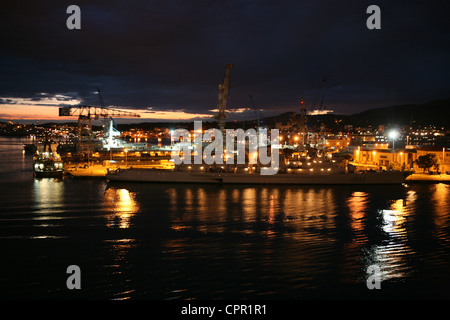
<box><xmin>215</xmin><ymin>64</ymin><xmax>233</xmax><ymax>134</ymax></box>
<box><xmin>58</xmin><ymin>105</ymin><xmax>141</xmax><ymax>119</ymax></box>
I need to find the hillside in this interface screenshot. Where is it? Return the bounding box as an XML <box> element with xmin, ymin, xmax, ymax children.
<box><xmin>261</xmin><ymin>99</ymin><xmax>450</xmax><ymax>129</ymax></box>
<box><xmin>350</xmin><ymin>99</ymin><xmax>450</xmax><ymax>127</ymax></box>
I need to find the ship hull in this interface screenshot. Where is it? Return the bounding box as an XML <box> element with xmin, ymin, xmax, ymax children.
<box><xmin>106</xmin><ymin>169</ymin><xmax>411</xmax><ymax>185</ymax></box>
<box><xmin>34</xmin><ymin>170</ymin><xmax>64</xmax><ymax>178</ymax></box>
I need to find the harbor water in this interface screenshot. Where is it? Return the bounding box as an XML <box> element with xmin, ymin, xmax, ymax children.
<box><xmin>0</xmin><ymin>137</ymin><xmax>449</xmax><ymax>300</ymax></box>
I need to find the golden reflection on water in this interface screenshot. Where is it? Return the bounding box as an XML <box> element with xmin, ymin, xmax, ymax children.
<box><xmin>165</xmin><ymin>186</ymin><xmax>340</xmax><ymax>239</ymax></box>
<box><xmin>104</xmin><ymin>183</ymin><xmax>450</xmax><ymax>294</ymax></box>
<box><xmin>340</xmin><ymin>191</ymin><xmax>369</xmax><ymax>280</ymax></box>
<box><xmin>347</xmin><ymin>192</ymin><xmax>368</xmax><ymax>235</ymax></box>
<box><xmin>243</xmin><ymin>188</ymin><xmax>258</xmax><ymax>222</ymax></box>
<box><xmin>104</xmin><ymin>188</ymin><xmax>139</xmax><ymax>228</ymax></box>
<box><xmin>432</xmin><ymin>184</ymin><xmax>450</xmax><ymax>246</ymax></box>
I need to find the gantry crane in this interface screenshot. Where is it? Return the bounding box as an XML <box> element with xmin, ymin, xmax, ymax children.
<box><xmin>215</xmin><ymin>64</ymin><xmax>233</xmax><ymax>134</ymax></box>
<box><xmin>59</xmin><ymin>101</ymin><xmax>141</xmax><ymax>154</ymax></box>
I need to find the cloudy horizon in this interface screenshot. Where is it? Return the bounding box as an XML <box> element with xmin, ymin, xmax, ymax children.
<box><xmin>1</xmin><ymin>0</ymin><xmax>449</xmax><ymax>123</ymax></box>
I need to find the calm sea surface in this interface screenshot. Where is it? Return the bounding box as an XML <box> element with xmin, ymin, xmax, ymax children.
<box><xmin>0</xmin><ymin>137</ymin><xmax>449</xmax><ymax>300</ymax></box>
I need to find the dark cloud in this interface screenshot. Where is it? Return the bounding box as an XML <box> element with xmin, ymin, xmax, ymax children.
<box><xmin>0</xmin><ymin>0</ymin><xmax>449</xmax><ymax>120</ymax></box>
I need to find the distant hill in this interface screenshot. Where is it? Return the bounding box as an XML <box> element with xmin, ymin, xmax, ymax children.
<box><xmin>261</xmin><ymin>99</ymin><xmax>450</xmax><ymax>129</ymax></box>
<box><xmin>349</xmin><ymin>99</ymin><xmax>450</xmax><ymax>127</ymax></box>
<box><xmin>114</xmin><ymin>99</ymin><xmax>450</xmax><ymax>131</ymax></box>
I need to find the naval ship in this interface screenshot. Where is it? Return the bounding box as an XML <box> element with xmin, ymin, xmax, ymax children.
<box><xmin>105</xmin><ymin>156</ymin><xmax>412</xmax><ymax>185</ymax></box>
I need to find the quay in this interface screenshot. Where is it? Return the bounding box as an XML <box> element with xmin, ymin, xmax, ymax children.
<box><xmin>406</xmin><ymin>173</ymin><xmax>450</xmax><ymax>183</ymax></box>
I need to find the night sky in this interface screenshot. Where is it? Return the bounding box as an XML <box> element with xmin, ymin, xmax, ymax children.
<box><xmin>0</xmin><ymin>0</ymin><xmax>449</xmax><ymax>122</ymax></box>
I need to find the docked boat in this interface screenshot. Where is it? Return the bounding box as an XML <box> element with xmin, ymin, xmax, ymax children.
<box><xmin>33</xmin><ymin>152</ymin><xmax>64</xmax><ymax>178</ymax></box>
<box><xmin>33</xmin><ymin>140</ymin><xmax>64</xmax><ymax>178</ymax></box>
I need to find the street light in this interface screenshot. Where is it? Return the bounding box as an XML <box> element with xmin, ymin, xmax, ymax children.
<box><xmin>388</xmin><ymin>130</ymin><xmax>398</xmax><ymax>150</ymax></box>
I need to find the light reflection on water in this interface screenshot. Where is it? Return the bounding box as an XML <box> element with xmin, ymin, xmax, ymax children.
<box><xmin>104</xmin><ymin>188</ymin><xmax>139</xmax><ymax>228</ymax></box>
<box><xmin>33</xmin><ymin>178</ymin><xmax>65</xmax><ymax>214</ymax></box>
<box><xmin>1</xmin><ymin>138</ymin><xmax>449</xmax><ymax>299</ymax></box>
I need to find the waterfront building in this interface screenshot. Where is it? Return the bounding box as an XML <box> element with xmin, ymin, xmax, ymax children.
<box><xmin>352</xmin><ymin>146</ymin><xmax>450</xmax><ymax>173</ymax></box>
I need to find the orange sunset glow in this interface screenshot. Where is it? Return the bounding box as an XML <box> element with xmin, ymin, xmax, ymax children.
<box><xmin>0</xmin><ymin>96</ymin><xmax>214</xmax><ymax>121</ymax></box>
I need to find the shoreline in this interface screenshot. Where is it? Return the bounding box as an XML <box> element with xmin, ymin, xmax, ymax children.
<box><xmin>406</xmin><ymin>173</ymin><xmax>450</xmax><ymax>183</ymax></box>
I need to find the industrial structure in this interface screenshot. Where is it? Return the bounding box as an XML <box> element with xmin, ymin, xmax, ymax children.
<box><xmin>58</xmin><ymin>103</ymin><xmax>140</xmax><ymax>154</ymax></box>
<box><xmin>214</xmin><ymin>64</ymin><xmax>233</xmax><ymax>135</ymax></box>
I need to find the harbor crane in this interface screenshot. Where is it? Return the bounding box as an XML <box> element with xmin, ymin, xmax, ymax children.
<box><xmin>309</xmin><ymin>78</ymin><xmax>328</xmax><ymax>148</ymax></box>
<box><xmin>58</xmin><ymin>98</ymin><xmax>141</xmax><ymax>154</ymax></box>
<box><xmin>215</xmin><ymin>64</ymin><xmax>233</xmax><ymax>134</ymax></box>
<box><xmin>298</xmin><ymin>98</ymin><xmax>308</xmax><ymax>145</ymax></box>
